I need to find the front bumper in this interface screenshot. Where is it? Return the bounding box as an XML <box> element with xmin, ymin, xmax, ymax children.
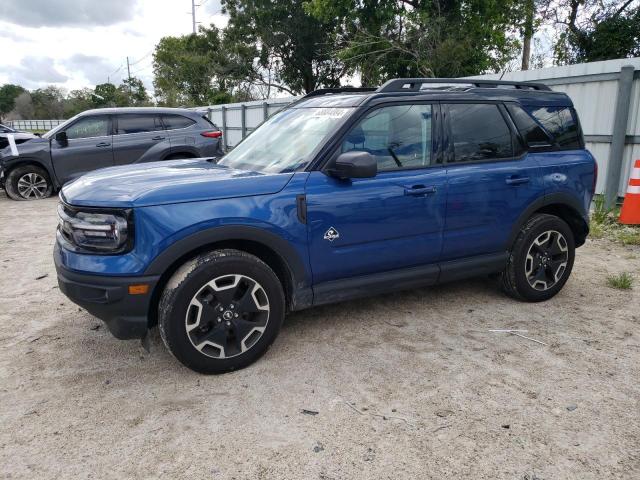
<box><xmin>54</xmin><ymin>244</ymin><xmax>160</xmax><ymax>339</ymax></box>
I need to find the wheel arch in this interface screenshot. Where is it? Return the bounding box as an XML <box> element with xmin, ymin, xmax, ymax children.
<box><xmin>3</xmin><ymin>158</ymin><xmax>56</xmax><ymax>185</ymax></box>
<box><xmin>507</xmin><ymin>193</ymin><xmax>589</xmax><ymax>249</ymax></box>
<box><xmin>144</xmin><ymin>226</ymin><xmax>312</xmax><ymax>328</ymax></box>
<box><xmin>162</xmin><ymin>148</ymin><xmax>200</xmax><ymax>160</ymax></box>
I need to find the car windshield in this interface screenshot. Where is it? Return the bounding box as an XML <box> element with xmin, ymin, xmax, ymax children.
<box><xmin>217</xmin><ymin>107</ymin><xmax>354</xmax><ymax>173</ymax></box>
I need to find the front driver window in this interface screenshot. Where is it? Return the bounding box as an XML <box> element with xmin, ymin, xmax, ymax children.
<box><xmin>341</xmin><ymin>104</ymin><xmax>433</xmax><ymax>171</ymax></box>
<box><xmin>65</xmin><ymin>117</ymin><xmax>110</xmax><ymax>140</ymax></box>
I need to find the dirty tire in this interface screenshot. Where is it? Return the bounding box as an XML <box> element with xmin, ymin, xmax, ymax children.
<box><xmin>5</xmin><ymin>165</ymin><xmax>53</xmax><ymax>200</ymax></box>
<box><xmin>158</xmin><ymin>249</ymin><xmax>285</xmax><ymax>374</ymax></box>
<box><xmin>501</xmin><ymin>214</ymin><xmax>575</xmax><ymax>302</ymax></box>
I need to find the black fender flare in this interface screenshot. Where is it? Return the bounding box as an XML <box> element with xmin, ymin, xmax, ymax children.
<box><xmin>144</xmin><ymin>225</ymin><xmax>313</xmax><ymax>312</ymax></box>
<box><xmin>505</xmin><ymin>192</ymin><xmax>588</xmax><ymax>249</ymax></box>
<box><xmin>144</xmin><ymin>224</ymin><xmax>310</xmax><ymax>288</ymax></box>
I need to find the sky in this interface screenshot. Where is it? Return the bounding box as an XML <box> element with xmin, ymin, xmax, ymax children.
<box><xmin>0</xmin><ymin>0</ymin><xmax>228</xmax><ymax>97</ymax></box>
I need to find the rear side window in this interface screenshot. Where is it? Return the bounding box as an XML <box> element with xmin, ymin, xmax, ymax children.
<box><xmin>525</xmin><ymin>106</ymin><xmax>582</xmax><ymax>149</ymax></box>
<box><xmin>163</xmin><ymin>114</ymin><xmax>196</xmax><ymax>130</ymax></box>
<box><xmin>116</xmin><ymin>114</ymin><xmax>163</xmax><ymax>134</ymax></box>
<box><xmin>506</xmin><ymin>104</ymin><xmax>552</xmax><ymax>147</ymax></box>
<box><xmin>447</xmin><ymin>103</ymin><xmax>513</xmax><ymax>162</ymax></box>
<box><xmin>201</xmin><ymin>115</ymin><xmax>216</xmax><ymax>127</ymax></box>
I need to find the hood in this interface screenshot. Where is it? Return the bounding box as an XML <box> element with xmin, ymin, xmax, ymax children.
<box><xmin>0</xmin><ymin>131</ymin><xmax>38</xmax><ymax>140</ymax></box>
<box><xmin>0</xmin><ymin>135</ymin><xmax>47</xmax><ymax>160</ymax></box>
<box><xmin>61</xmin><ymin>158</ymin><xmax>294</xmax><ymax>208</ymax></box>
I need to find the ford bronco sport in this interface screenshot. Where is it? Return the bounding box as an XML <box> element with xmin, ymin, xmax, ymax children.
<box><xmin>54</xmin><ymin>78</ymin><xmax>597</xmax><ymax>373</ymax></box>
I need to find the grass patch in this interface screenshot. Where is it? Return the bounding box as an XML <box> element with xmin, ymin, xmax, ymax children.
<box><xmin>591</xmin><ymin>195</ymin><xmax>611</xmax><ymax>224</ymax></box>
<box><xmin>606</xmin><ymin>272</ymin><xmax>634</xmax><ymax>290</ymax></box>
<box><xmin>590</xmin><ymin>195</ymin><xmax>640</xmax><ymax>245</ymax></box>
<box><xmin>618</xmin><ymin>230</ymin><xmax>640</xmax><ymax>246</ymax></box>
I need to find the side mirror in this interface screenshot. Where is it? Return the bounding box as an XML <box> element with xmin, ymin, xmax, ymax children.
<box><xmin>328</xmin><ymin>151</ymin><xmax>377</xmax><ymax>179</ymax></box>
<box><xmin>55</xmin><ymin>131</ymin><xmax>68</xmax><ymax>145</ymax></box>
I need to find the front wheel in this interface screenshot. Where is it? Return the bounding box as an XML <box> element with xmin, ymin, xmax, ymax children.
<box><xmin>501</xmin><ymin>214</ymin><xmax>575</xmax><ymax>302</ymax></box>
<box><xmin>5</xmin><ymin>165</ymin><xmax>53</xmax><ymax>200</ymax></box>
<box><xmin>158</xmin><ymin>249</ymin><xmax>285</xmax><ymax>374</ymax></box>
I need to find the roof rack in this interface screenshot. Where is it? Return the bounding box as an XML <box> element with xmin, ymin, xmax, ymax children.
<box><xmin>377</xmin><ymin>78</ymin><xmax>552</xmax><ymax>92</ymax></box>
<box><xmin>300</xmin><ymin>87</ymin><xmax>377</xmax><ymax>99</ymax></box>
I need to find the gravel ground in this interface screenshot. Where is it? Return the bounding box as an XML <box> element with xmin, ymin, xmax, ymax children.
<box><xmin>0</xmin><ymin>192</ymin><xmax>639</xmax><ymax>479</ymax></box>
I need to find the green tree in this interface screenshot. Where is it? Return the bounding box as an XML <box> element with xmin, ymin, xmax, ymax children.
<box><xmin>31</xmin><ymin>86</ymin><xmax>66</xmax><ymax>119</ymax></box>
<box><xmin>306</xmin><ymin>0</ymin><xmax>522</xmax><ymax>84</ymax></box>
<box><xmin>64</xmin><ymin>88</ymin><xmax>95</xmax><ymax>117</ymax></box>
<box><xmin>0</xmin><ymin>84</ymin><xmax>26</xmax><ymax>121</ymax></box>
<box><xmin>117</xmin><ymin>77</ymin><xmax>151</xmax><ymax>106</ymax></box>
<box><xmin>93</xmin><ymin>83</ymin><xmax>118</xmax><ymax>107</ymax></box>
<box><xmin>153</xmin><ymin>26</ymin><xmax>235</xmax><ymax>106</ymax></box>
<box><xmin>223</xmin><ymin>0</ymin><xmax>344</xmax><ymax>94</ymax></box>
<box><xmin>554</xmin><ymin>0</ymin><xmax>640</xmax><ymax>64</ymax></box>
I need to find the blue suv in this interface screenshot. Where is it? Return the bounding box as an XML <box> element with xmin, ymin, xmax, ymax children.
<box><xmin>54</xmin><ymin>78</ymin><xmax>597</xmax><ymax>373</ymax></box>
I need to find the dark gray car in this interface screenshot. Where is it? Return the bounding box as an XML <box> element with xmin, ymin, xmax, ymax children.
<box><xmin>0</xmin><ymin>107</ymin><xmax>223</xmax><ymax>200</ymax></box>
<box><xmin>0</xmin><ymin>124</ymin><xmax>39</xmax><ymax>150</ymax></box>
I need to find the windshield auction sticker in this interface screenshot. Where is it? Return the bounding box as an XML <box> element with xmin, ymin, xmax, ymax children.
<box><xmin>7</xmin><ymin>134</ymin><xmax>19</xmax><ymax>157</ymax></box>
<box><xmin>312</xmin><ymin>108</ymin><xmax>349</xmax><ymax>118</ymax></box>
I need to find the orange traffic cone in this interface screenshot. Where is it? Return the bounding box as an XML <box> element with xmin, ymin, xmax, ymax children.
<box><xmin>619</xmin><ymin>159</ymin><xmax>640</xmax><ymax>225</ymax></box>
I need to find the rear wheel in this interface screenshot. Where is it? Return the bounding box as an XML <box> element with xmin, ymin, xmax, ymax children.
<box><xmin>5</xmin><ymin>165</ymin><xmax>53</xmax><ymax>200</ymax></box>
<box><xmin>158</xmin><ymin>249</ymin><xmax>285</xmax><ymax>374</ymax></box>
<box><xmin>501</xmin><ymin>214</ymin><xmax>575</xmax><ymax>302</ymax></box>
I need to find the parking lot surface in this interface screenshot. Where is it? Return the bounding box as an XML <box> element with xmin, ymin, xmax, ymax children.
<box><xmin>0</xmin><ymin>192</ymin><xmax>639</xmax><ymax>479</ymax></box>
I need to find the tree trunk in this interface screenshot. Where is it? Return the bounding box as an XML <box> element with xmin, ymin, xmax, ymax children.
<box><xmin>521</xmin><ymin>0</ymin><xmax>534</xmax><ymax>70</ymax></box>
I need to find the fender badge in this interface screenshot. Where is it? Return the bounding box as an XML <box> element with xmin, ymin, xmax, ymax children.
<box><xmin>323</xmin><ymin>227</ymin><xmax>340</xmax><ymax>242</ymax></box>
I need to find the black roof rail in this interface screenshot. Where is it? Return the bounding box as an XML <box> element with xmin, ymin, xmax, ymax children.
<box><xmin>377</xmin><ymin>78</ymin><xmax>552</xmax><ymax>92</ymax></box>
<box><xmin>300</xmin><ymin>87</ymin><xmax>378</xmax><ymax>99</ymax></box>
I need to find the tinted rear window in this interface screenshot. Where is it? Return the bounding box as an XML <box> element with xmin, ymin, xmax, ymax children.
<box><xmin>506</xmin><ymin>104</ymin><xmax>552</xmax><ymax>147</ymax></box>
<box><xmin>447</xmin><ymin>103</ymin><xmax>513</xmax><ymax>162</ymax></box>
<box><xmin>162</xmin><ymin>115</ymin><xmax>196</xmax><ymax>130</ymax></box>
<box><xmin>117</xmin><ymin>114</ymin><xmax>163</xmax><ymax>134</ymax></box>
<box><xmin>525</xmin><ymin>106</ymin><xmax>582</xmax><ymax>149</ymax></box>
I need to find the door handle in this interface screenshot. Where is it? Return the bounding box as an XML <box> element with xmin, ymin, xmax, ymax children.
<box><xmin>152</xmin><ymin>136</ymin><xmax>165</xmax><ymax>141</ymax></box>
<box><xmin>95</xmin><ymin>142</ymin><xmax>111</xmax><ymax>147</ymax></box>
<box><xmin>404</xmin><ymin>185</ymin><xmax>437</xmax><ymax>196</ymax></box>
<box><xmin>505</xmin><ymin>176</ymin><xmax>529</xmax><ymax>185</ymax></box>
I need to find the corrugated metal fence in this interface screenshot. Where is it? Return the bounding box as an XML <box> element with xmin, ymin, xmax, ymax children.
<box><xmin>205</xmin><ymin>97</ymin><xmax>298</xmax><ymax>150</ymax></box>
<box><xmin>203</xmin><ymin>57</ymin><xmax>640</xmax><ymax>200</ymax></box>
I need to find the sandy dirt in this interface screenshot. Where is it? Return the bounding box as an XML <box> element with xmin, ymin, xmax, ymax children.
<box><xmin>0</xmin><ymin>191</ymin><xmax>639</xmax><ymax>479</ymax></box>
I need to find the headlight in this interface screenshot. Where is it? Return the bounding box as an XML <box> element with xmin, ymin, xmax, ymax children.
<box><xmin>57</xmin><ymin>203</ymin><xmax>133</xmax><ymax>253</ymax></box>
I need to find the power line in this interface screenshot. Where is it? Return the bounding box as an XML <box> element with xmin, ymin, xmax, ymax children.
<box><xmin>130</xmin><ymin>64</ymin><xmax>153</xmax><ymax>76</ymax></box>
<box><xmin>108</xmin><ymin>64</ymin><xmax>123</xmax><ymax>77</ymax></box>
<box><xmin>129</xmin><ymin>50</ymin><xmax>153</xmax><ymax>66</ymax></box>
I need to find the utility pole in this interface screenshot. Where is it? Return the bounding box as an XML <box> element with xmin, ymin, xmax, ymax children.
<box><xmin>126</xmin><ymin>56</ymin><xmax>132</xmax><ymax>94</ymax></box>
<box><xmin>191</xmin><ymin>0</ymin><xmax>197</xmax><ymax>33</ymax></box>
